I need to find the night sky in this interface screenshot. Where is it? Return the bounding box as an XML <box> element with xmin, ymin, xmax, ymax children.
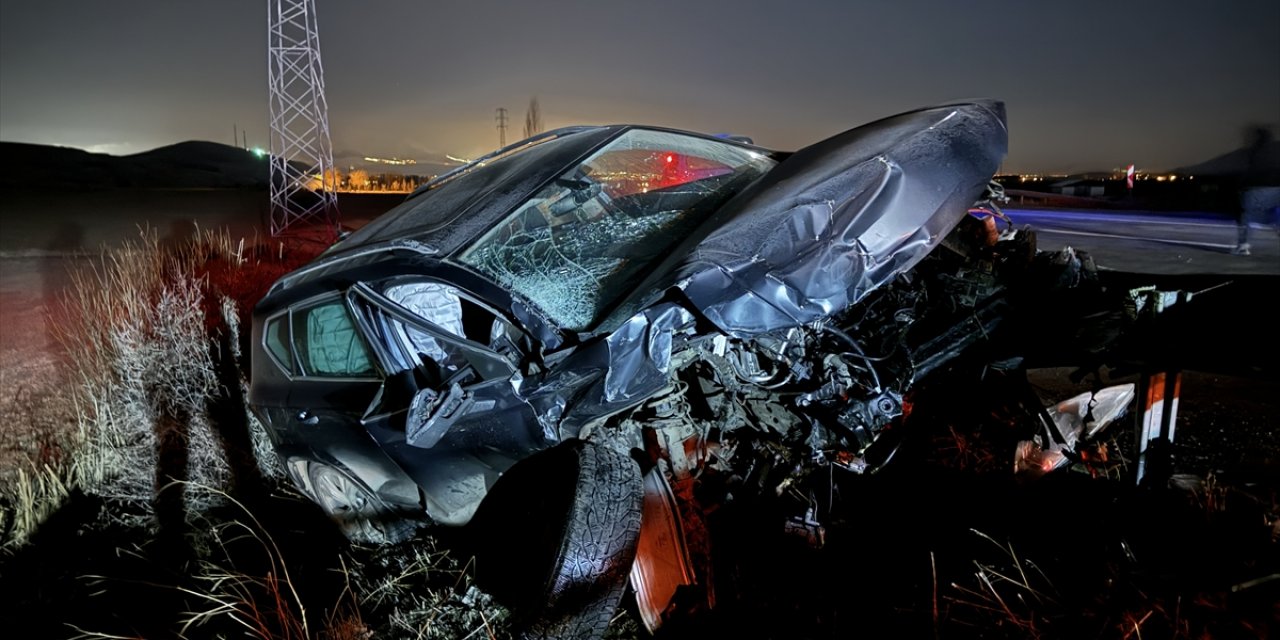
<box><xmin>1</xmin><ymin>0</ymin><xmax>1276</xmax><ymax>173</ymax></box>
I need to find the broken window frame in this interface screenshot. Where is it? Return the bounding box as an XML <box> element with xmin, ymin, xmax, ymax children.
<box><xmin>350</xmin><ymin>282</ymin><xmax>521</xmax><ymax>385</ymax></box>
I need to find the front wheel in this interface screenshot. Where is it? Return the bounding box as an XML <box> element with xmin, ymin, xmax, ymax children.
<box><xmin>468</xmin><ymin>439</ymin><xmax>643</xmax><ymax>640</ymax></box>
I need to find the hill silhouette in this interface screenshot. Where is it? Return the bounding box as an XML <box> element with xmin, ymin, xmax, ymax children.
<box><xmin>0</xmin><ymin>140</ymin><xmax>270</xmax><ymax>190</ymax></box>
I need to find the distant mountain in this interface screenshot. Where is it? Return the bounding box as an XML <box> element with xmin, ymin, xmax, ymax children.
<box><xmin>0</xmin><ymin>140</ymin><xmax>270</xmax><ymax>189</ymax></box>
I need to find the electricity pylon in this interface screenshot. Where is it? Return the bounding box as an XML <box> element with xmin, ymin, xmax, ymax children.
<box><xmin>267</xmin><ymin>0</ymin><xmax>339</xmax><ymax>237</ymax></box>
<box><xmin>495</xmin><ymin>107</ymin><xmax>509</xmax><ymax>149</ymax></box>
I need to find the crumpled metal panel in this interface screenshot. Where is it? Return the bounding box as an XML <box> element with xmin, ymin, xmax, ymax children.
<box><xmin>676</xmin><ymin>101</ymin><xmax>1007</xmax><ymax>337</ymax></box>
<box><xmin>523</xmin><ymin>365</ymin><xmax>596</xmax><ymax>440</ymax></box>
<box><xmin>604</xmin><ymin>304</ymin><xmax>695</xmax><ymax>403</ymax></box>
<box><xmin>516</xmin><ymin>303</ymin><xmax>694</xmax><ymax>440</ymax></box>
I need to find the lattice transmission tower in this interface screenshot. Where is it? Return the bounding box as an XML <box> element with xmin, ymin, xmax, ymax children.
<box><xmin>495</xmin><ymin>107</ymin><xmax>509</xmax><ymax>148</ymax></box>
<box><xmin>267</xmin><ymin>0</ymin><xmax>339</xmax><ymax>237</ymax></box>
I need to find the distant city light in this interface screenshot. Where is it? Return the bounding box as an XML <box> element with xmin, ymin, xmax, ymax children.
<box><xmin>253</xmin><ymin>147</ymin><xmax>265</xmax><ymax>158</ymax></box>
<box><xmin>445</xmin><ymin>154</ymin><xmax>472</xmax><ymax>164</ymax></box>
<box><xmin>363</xmin><ymin>156</ymin><xmax>417</xmax><ymax>166</ymax></box>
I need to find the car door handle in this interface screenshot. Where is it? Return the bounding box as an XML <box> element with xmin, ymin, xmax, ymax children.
<box><xmin>296</xmin><ymin>410</ymin><xmax>319</xmax><ymax>426</ymax></box>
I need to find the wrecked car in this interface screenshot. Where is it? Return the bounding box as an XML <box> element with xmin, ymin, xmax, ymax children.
<box><xmin>248</xmin><ymin>100</ymin><xmax>1133</xmax><ymax>638</ymax></box>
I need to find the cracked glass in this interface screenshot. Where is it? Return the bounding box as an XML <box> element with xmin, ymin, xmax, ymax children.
<box><xmin>459</xmin><ymin>129</ymin><xmax>776</xmax><ymax>331</ymax></box>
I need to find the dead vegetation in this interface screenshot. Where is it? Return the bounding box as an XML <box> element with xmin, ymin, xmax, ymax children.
<box><xmin>0</xmin><ymin>226</ymin><xmax>508</xmax><ymax>639</ymax></box>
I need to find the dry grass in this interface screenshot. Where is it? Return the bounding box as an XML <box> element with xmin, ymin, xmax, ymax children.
<box><xmin>1</xmin><ymin>224</ymin><xmax>314</xmax><ymax>541</ymax></box>
<box><xmin>177</xmin><ymin>488</ymin><xmax>319</xmax><ymax>640</ymax></box>
<box><xmin>220</xmin><ymin>294</ymin><xmax>286</xmax><ymax>483</ymax></box>
<box><xmin>945</xmin><ymin>529</ymin><xmax>1061</xmax><ymax>639</ymax></box>
<box><xmin>173</xmin><ymin>484</ymin><xmax>506</xmax><ymax>640</ymax></box>
<box><xmin>0</xmin><ymin>384</ymin><xmax>77</xmax><ymax>547</ymax></box>
<box><xmin>1</xmin><ymin>222</ymin><xmax>503</xmax><ymax>640</ymax></box>
<box><xmin>1</xmin><ymin>465</ymin><xmax>72</xmax><ymax>547</ymax></box>
<box><xmin>53</xmin><ymin>227</ymin><xmax>226</xmax><ymax>523</ymax></box>
<box><xmin>1</xmin><ymin>225</ymin><xmax>287</xmax><ymax>544</ymax></box>
<box><xmin>346</xmin><ymin>538</ymin><xmax>510</xmax><ymax>639</ymax></box>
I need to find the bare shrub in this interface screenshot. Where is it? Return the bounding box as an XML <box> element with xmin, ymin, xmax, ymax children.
<box><xmin>2</xmin><ymin>221</ymin><xmax>320</xmax><ymax>547</ymax></box>
<box><xmin>58</xmin><ymin>232</ymin><xmax>222</xmax><ymax>522</ymax></box>
<box><xmin>53</xmin><ymin>228</ymin><xmax>232</xmax><ymax>525</ymax></box>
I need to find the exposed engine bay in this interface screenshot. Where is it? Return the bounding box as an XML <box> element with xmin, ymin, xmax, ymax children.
<box><xmin>604</xmin><ymin>202</ymin><xmax>1131</xmax><ymax>630</ymax></box>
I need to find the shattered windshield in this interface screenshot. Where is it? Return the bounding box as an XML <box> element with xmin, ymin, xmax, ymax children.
<box><xmin>329</xmin><ymin>128</ymin><xmax>611</xmax><ymax>254</ymax></box>
<box><xmin>458</xmin><ymin>129</ymin><xmax>776</xmax><ymax>331</ymax></box>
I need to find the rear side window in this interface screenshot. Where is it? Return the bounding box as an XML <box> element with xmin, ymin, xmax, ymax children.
<box><xmin>264</xmin><ymin>315</ymin><xmax>294</xmax><ymax>374</ymax></box>
<box><xmin>292</xmin><ymin>299</ymin><xmax>377</xmax><ymax>378</ymax></box>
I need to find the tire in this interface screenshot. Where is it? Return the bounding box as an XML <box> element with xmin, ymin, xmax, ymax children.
<box><xmin>303</xmin><ymin>460</ymin><xmax>416</xmax><ymax>545</ymax></box>
<box><xmin>468</xmin><ymin>439</ymin><xmax>643</xmax><ymax>640</ymax></box>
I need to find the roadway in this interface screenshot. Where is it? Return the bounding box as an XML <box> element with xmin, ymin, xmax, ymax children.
<box><xmin>1001</xmin><ymin>208</ymin><xmax>1279</xmax><ymax>276</ymax></box>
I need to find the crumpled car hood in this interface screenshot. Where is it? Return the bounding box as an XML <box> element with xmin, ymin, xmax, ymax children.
<box><xmin>674</xmin><ymin>100</ymin><xmax>1008</xmax><ymax>337</ymax></box>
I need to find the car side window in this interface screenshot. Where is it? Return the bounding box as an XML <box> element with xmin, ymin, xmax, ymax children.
<box><xmin>264</xmin><ymin>314</ymin><xmax>294</xmax><ymax>374</ymax></box>
<box><xmin>292</xmin><ymin>298</ymin><xmax>377</xmax><ymax>378</ymax></box>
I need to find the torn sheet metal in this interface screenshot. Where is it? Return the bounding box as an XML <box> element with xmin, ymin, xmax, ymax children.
<box><xmin>519</xmin><ymin>303</ymin><xmax>694</xmax><ymax>440</ymax></box>
<box><xmin>1015</xmin><ymin>383</ymin><xmax>1136</xmax><ymax>477</ymax></box>
<box><xmin>604</xmin><ymin>304</ymin><xmax>695</xmax><ymax>403</ymax></box>
<box><xmin>387</xmin><ymin>378</ymin><xmax>551</xmax><ymax>524</ymax></box>
<box><xmin>676</xmin><ymin>101</ymin><xmax>1008</xmax><ymax>337</ymax></box>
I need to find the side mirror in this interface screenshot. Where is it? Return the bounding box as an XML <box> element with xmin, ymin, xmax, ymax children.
<box><xmin>405</xmin><ymin>382</ymin><xmax>473</xmax><ymax>449</ymax></box>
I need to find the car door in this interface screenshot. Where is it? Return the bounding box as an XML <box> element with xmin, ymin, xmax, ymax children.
<box><xmin>348</xmin><ymin>280</ymin><xmax>553</xmax><ymax>524</ymax></box>
<box><xmin>282</xmin><ymin>293</ymin><xmax>386</xmax><ymax>454</ymax></box>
